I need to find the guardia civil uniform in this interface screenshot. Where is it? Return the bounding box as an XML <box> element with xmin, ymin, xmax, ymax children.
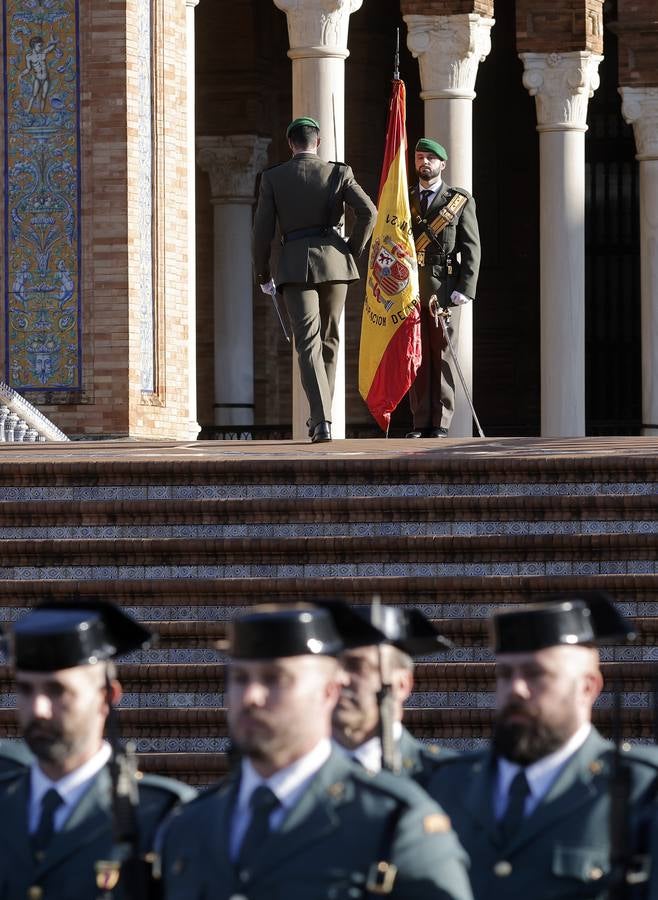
<box><xmin>252</xmin><ymin>117</ymin><xmax>377</xmax><ymax>437</ymax></box>
<box><xmin>0</xmin><ymin>740</ymin><xmax>32</xmax><ymax>778</ymax></box>
<box><xmin>0</xmin><ymin>765</ymin><xmax>194</xmax><ymax>900</ymax></box>
<box><xmin>428</xmin><ymin>729</ymin><xmax>658</xmax><ymax>900</ymax></box>
<box><xmin>163</xmin><ymin>747</ymin><xmax>472</xmax><ymax>900</ymax></box>
<box><xmin>0</xmin><ymin>602</ymin><xmax>196</xmax><ymax>900</ymax></box>
<box><xmin>409</xmin><ymin>138</ymin><xmax>481</xmax><ymax>435</ymax></box>
<box><xmin>426</xmin><ymin>593</ymin><xmax>658</xmax><ymax>900</ymax></box>
<box><xmin>162</xmin><ymin>602</ymin><xmax>474</xmax><ymax>900</ymax></box>
<box><xmin>335</xmin><ymin>605</ymin><xmax>457</xmax><ymax>786</ymax></box>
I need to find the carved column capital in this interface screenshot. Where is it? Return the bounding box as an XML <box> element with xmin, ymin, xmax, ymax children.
<box><xmin>273</xmin><ymin>0</ymin><xmax>362</xmax><ymax>60</ymax></box>
<box><xmin>197</xmin><ymin>136</ymin><xmax>271</xmax><ymax>204</ymax></box>
<box><xmin>520</xmin><ymin>51</ymin><xmax>603</xmax><ymax>133</ymax></box>
<box><xmin>620</xmin><ymin>87</ymin><xmax>658</xmax><ymax>161</ymax></box>
<box><xmin>404</xmin><ymin>13</ymin><xmax>494</xmax><ymax>101</ymax></box>
<box><xmin>185</xmin><ymin>0</ymin><xmax>200</xmax><ymax>8</ymax></box>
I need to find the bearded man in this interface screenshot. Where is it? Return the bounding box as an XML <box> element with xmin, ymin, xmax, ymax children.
<box><xmin>426</xmin><ymin>593</ymin><xmax>658</xmax><ymax>900</ymax></box>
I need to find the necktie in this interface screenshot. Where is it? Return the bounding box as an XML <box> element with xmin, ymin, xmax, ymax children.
<box><xmin>420</xmin><ymin>189</ymin><xmax>432</xmax><ymax>217</ymax></box>
<box><xmin>31</xmin><ymin>788</ymin><xmax>64</xmax><ymax>855</ymax></box>
<box><xmin>237</xmin><ymin>785</ymin><xmax>280</xmax><ymax>870</ymax></box>
<box><xmin>498</xmin><ymin>769</ymin><xmax>530</xmax><ymax>843</ymax></box>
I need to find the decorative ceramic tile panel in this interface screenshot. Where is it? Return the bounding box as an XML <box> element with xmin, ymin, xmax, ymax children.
<box><xmin>3</xmin><ymin>0</ymin><xmax>81</xmax><ymax>389</ymax></box>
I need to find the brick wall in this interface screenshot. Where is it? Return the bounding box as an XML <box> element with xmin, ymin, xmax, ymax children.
<box><xmin>516</xmin><ymin>0</ymin><xmax>604</xmax><ymax>55</ymax></box>
<box><xmin>34</xmin><ymin>0</ymin><xmax>193</xmax><ymax>438</ymax></box>
<box><xmin>614</xmin><ymin>0</ymin><xmax>658</xmax><ymax>86</ymax></box>
<box><xmin>400</xmin><ymin>1</ymin><xmax>494</xmax><ymax>16</ymax></box>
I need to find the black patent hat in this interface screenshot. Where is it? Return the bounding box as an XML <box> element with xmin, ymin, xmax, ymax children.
<box><xmin>491</xmin><ymin>591</ymin><xmax>634</xmax><ymax>654</ymax></box>
<box><xmin>225</xmin><ymin>601</ymin><xmax>384</xmax><ymax>660</ymax></box>
<box><xmin>352</xmin><ymin>604</ymin><xmax>453</xmax><ymax>655</ymax></box>
<box><xmin>11</xmin><ymin>601</ymin><xmax>152</xmax><ymax>672</ymax></box>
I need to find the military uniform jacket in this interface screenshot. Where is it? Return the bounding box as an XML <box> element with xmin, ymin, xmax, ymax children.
<box><xmin>0</xmin><ymin>741</ymin><xmax>32</xmax><ymax>780</ymax></box>
<box><xmin>397</xmin><ymin>727</ymin><xmax>456</xmax><ymax>789</ymax></box>
<box><xmin>252</xmin><ymin>153</ymin><xmax>377</xmax><ymax>288</ymax></box>
<box><xmin>409</xmin><ymin>182</ymin><xmax>480</xmax><ymax>306</ymax></box>
<box><xmin>0</xmin><ymin>764</ymin><xmax>196</xmax><ymax>900</ymax></box>
<box><xmin>426</xmin><ymin>728</ymin><xmax>658</xmax><ymax>900</ymax></box>
<box><xmin>162</xmin><ymin>748</ymin><xmax>473</xmax><ymax>900</ymax></box>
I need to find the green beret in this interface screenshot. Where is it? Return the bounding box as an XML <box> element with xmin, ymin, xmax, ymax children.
<box><xmin>286</xmin><ymin>116</ymin><xmax>320</xmax><ymax>138</ymax></box>
<box><xmin>415</xmin><ymin>138</ymin><xmax>448</xmax><ymax>161</ymax></box>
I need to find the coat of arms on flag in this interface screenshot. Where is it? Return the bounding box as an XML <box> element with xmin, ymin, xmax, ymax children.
<box><xmin>369</xmin><ymin>237</ymin><xmax>411</xmax><ymax>311</ymax></box>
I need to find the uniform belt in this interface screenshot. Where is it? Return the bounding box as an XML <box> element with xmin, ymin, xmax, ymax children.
<box><xmin>281</xmin><ymin>226</ymin><xmax>329</xmax><ymax>244</ymax></box>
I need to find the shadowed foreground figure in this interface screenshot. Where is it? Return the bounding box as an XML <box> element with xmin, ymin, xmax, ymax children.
<box><xmin>333</xmin><ymin>605</ymin><xmax>455</xmax><ymax>784</ymax></box>
<box><xmin>163</xmin><ymin>602</ymin><xmax>474</xmax><ymax>900</ymax></box>
<box><xmin>0</xmin><ymin>602</ymin><xmax>194</xmax><ymax>900</ymax></box>
<box><xmin>426</xmin><ymin>593</ymin><xmax>658</xmax><ymax>900</ymax></box>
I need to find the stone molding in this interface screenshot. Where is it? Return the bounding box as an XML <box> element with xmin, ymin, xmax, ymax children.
<box><xmin>273</xmin><ymin>0</ymin><xmax>362</xmax><ymax>59</ymax></box>
<box><xmin>620</xmin><ymin>87</ymin><xmax>658</xmax><ymax>161</ymax></box>
<box><xmin>185</xmin><ymin>0</ymin><xmax>200</xmax><ymax>6</ymax></box>
<box><xmin>404</xmin><ymin>13</ymin><xmax>494</xmax><ymax>100</ymax></box>
<box><xmin>520</xmin><ymin>51</ymin><xmax>603</xmax><ymax>132</ymax></box>
<box><xmin>197</xmin><ymin>136</ymin><xmax>271</xmax><ymax>204</ymax></box>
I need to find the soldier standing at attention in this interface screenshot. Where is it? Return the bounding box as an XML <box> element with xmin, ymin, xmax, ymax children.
<box><xmin>407</xmin><ymin>138</ymin><xmax>481</xmax><ymax>438</ymax></box>
<box><xmin>0</xmin><ymin>602</ymin><xmax>195</xmax><ymax>900</ymax></box>
<box><xmin>332</xmin><ymin>605</ymin><xmax>455</xmax><ymax>784</ymax></box>
<box><xmin>162</xmin><ymin>603</ymin><xmax>474</xmax><ymax>900</ymax></box>
<box><xmin>426</xmin><ymin>593</ymin><xmax>658</xmax><ymax>900</ymax></box>
<box><xmin>253</xmin><ymin>117</ymin><xmax>377</xmax><ymax>443</ymax></box>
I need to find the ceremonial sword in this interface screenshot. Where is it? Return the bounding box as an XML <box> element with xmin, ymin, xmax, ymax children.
<box><xmin>429</xmin><ymin>294</ymin><xmax>485</xmax><ymax>439</ymax></box>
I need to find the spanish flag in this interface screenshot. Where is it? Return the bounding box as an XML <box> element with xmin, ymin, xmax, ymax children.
<box><xmin>358</xmin><ymin>79</ymin><xmax>421</xmax><ymax>434</ymax></box>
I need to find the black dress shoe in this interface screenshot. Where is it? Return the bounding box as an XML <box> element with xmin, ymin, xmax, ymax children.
<box><xmin>406</xmin><ymin>430</ymin><xmax>425</xmax><ymax>438</ymax></box>
<box><xmin>429</xmin><ymin>427</ymin><xmax>449</xmax><ymax>437</ymax></box>
<box><xmin>311</xmin><ymin>421</ymin><xmax>332</xmax><ymax>443</ymax></box>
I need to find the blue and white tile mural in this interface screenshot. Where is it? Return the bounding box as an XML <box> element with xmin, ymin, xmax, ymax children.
<box><xmin>3</xmin><ymin>0</ymin><xmax>81</xmax><ymax>390</ymax></box>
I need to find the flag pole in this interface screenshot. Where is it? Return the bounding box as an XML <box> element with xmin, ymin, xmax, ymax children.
<box><xmin>393</xmin><ymin>27</ymin><xmax>400</xmax><ymax>81</ymax></box>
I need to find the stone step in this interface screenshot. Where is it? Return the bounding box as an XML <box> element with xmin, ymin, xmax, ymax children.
<box><xmin>1</xmin><ymin>661</ymin><xmax>654</xmax><ymax>693</ymax></box>
<box><xmin>1</xmin><ymin>707</ymin><xmax>653</xmax><ymax>741</ymax></box>
<box><xmin>0</xmin><ymin>495</ymin><xmax>654</xmax><ymax>525</ymax></box>
<box><xmin>0</xmin><ymin>574</ymin><xmax>655</xmax><ymax>606</ymax></box>
<box><xmin>0</xmin><ymin>535</ymin><xmax>655</xmax><ymax>571</ymax></box>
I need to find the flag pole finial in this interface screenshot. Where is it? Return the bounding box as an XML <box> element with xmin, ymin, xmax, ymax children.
<box><xmin>393</xmin><ymin>27</ymin><xmax>400</xmax><ymax>81</ymax></box>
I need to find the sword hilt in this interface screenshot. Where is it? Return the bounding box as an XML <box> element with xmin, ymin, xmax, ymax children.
<box><xmin>428</xmin><ymin>294</ymin><xmax>451</xmax><ymax>327</ymax></box>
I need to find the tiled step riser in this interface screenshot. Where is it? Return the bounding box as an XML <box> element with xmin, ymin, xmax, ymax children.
<box><xmin>1</xmin><ymin>561</ymin><xmax>655</xmax><ymax>580</ymax></box>
<box><xmin>1</xmin><ymin>521</ymin><xmax>655</xmax><ymax>539</ymax></box>
<box><xmin>0</xmin><ymin>483</ymin><xmax>655</xmax><ymax>501</ymax></box>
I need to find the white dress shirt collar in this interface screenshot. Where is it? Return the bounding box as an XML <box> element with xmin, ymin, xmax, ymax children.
<box><xmin>417</xmin><ymin>179</ymin><xmax>443</xmax><ymax>204</ymax></box>
<box><xmin>494</xmin><ymin>722</ymin><xmax>592</xmax><ymax>819</ymax></box>
<box><xmin>29</xmin><ymin>741</ymin><xmax>112</xmax><ymax>833</ymax></box>
<box><xmin>334</xmin><ymin>721</ymin><xmax>403</xmax><ymax>774</ymax></box>
<box><xmin>230</xmin><ymin>738</ymin><xmax>332</xmax><ymax>859</ymax></box>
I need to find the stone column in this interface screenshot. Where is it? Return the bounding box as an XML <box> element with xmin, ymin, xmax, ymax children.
<box><xmin>404</xmin><ymin>12</ymin><xmax>494</xmax><ymax>437</ymax></box>
<box><xmin>186</xmin><ymin>0</ymin><xmax>201</xmax><ymax>438</ymax></box>
<box><xmin>197</xmin><ymin>136</ymin><xmax>271</xmax><ymax>428</ymax></box>
<box><xmin>274</xmin><ymin>0</ymin><xmax>363</xmax><ymax>440</ymax></box>
<box><xmin>520</xmin><ymin>51</ymin><xmax>602</xmax><ymax>437</ymax></box>
<box><xmin>620</xmin><ymin>89</ymin><xmax>658</xmax><ymax>435</ymax></box>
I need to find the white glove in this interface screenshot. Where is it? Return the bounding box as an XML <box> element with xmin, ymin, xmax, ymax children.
<box><xmin>450</xmin><ymin>290</ymin><xmax>471</xmax><ymax>306</ymax></box>
<box><xmin>260</xmin><ymin>278</ymin><xmax>276</xmax><ymax>296</ymax></box>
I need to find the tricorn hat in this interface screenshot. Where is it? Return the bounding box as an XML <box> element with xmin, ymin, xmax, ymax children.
<box><xmin>11</xmin><ymin>601</ymin><xmax>152</xmax><ymax>672</ymax></box>
<box><xmin>225</xmin><ymin>601</ymin><xmax>384</xmax><ymax>660</ymax></box>
<box><xmin>352</xmin><ymin>604</ymin><xmax>453</xmax><ymax>655</ymax></box>
<box><xmin>491</xmin><ymin>591</ymin><xmax>634</xmax><ymax>654</ymax></box>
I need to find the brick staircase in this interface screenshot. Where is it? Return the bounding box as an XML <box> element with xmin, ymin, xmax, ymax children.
<box><xmin>0</xmin><ymin>437</ymin><xmax>655</xmax><ymax>784</ymax></box>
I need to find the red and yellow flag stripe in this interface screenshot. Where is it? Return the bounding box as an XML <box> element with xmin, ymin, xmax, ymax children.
<box><xmin>358</xmin><ymin>79</ymin><xmax>421</xmax><ymax>433</ymax></box>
